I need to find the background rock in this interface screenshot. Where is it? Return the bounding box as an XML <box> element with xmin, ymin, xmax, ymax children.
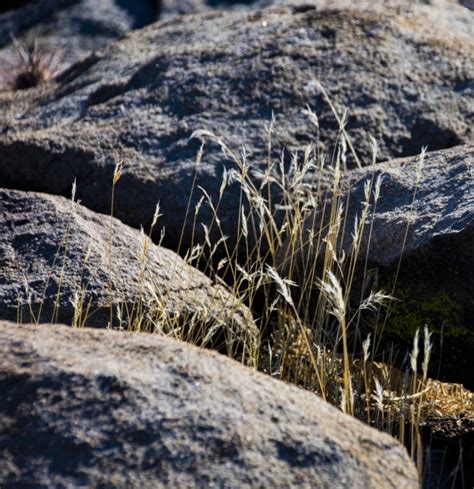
<box><xmin>0</xmin><ymin>0</ymin><xmax>159</xmax><ymax>68</ymax></box>
<box><xmin>1</xmin><ymin>0</ymin><xmax>471</xmax><ymax>66</ymax></box>
<box><xmin>0</xmin><ymin>188</ymin><xmax>256</xmax><ymax>349</ymax></box>
<box><xmin>0</xmin><ymin>2</ymin><xmax>472</xmax><ymax>252</ymax></box>
<box><xmin>0</xmin><ymin>321</ymin><xmax>419</xmax><ymax>488</ymax></box>
<box><xmin>347</xmin><ymin>145</ymin><xmax>473</xmax><ymax>388</ymax></box>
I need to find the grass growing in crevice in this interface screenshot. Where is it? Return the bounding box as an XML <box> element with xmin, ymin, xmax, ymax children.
<box><xmin>174</xmin><ymin>106</ymin><xmax>466</xmax><ymax>484</ymax></box>
<box><xmin>15</xmin><ymin>87</ymin><xmax>471</xmax><ymax>486</ymax></box>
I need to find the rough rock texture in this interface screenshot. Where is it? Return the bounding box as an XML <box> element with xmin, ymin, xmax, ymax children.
<box><xmin>263</xmin><ymin>0</ymin><xmax>474</xmax><ymax>34</ymax></box>
<box><xmin>0</xmin><ymin>188</ymin><xmax>256</xmax><ymax>346</ymax></box>
<box><xmin>1</xmin><ymin>0</ymin><xmax>471</xmax><ymax>65</ymax></box>
<box><xmin>0</xmin><ymin>2</ymin><xmax>472</xmax><ymax>252</ymax></box>
<box><xmin>342</xmin><ymin>145</ymin><xmax>473</xmax><ymax>268</ymax></box>
<box><xmin>292</xmin><ymin>145</ymin><xmax>474</xmax><ymax>388</ymax></box>
<box><xmin>0</xmin><ymin>321</ymin><xmax>419</xmax><ymax>488</ymax></box>
<box><xmin>0</xmin><ymin>0</ymin><xmax>159</xmax><ymax>67</ymax></box>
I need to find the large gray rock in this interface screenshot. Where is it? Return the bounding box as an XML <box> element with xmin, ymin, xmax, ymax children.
<box><xmin>0</xmin><ymin>2</ymin><xmax>472</xmax><ymax>252</ymax></box>
<box><xmin>341</xmin><ymin>144</ymin><xmax>473</xmax><ymax>267</ymax></box>
<box><xmin>0</xmin><ymin>321</ymin><xmax>419</xmax><ymax>488</ymax></box>
<box><xmin>349</xmin><ymin>146</ymin><xmax>473</xmax><ymax>388</ymax></box>
<box><xmin>288</xmin><ymin>145</ymin><xmax>474</xmax><ymax>387</ymax></box>
<box><xmin>0</xmin><ymin>0</ymin><xmax>471</xmax><ymax>66</ymax></box>
<box><xmin>0</xmin><ymin>188</ymin><xmax>256</xmax><ymax>350</ymax></box>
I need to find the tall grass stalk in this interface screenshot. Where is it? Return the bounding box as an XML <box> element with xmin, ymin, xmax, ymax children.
<box><xmin>108</xmin><ymin>161</ymin><xmax>124</xmax><ymax>328</ymax></box>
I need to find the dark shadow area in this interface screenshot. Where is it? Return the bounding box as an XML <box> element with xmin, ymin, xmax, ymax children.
<box><xmin>115</xmin><ymin>0</ymin><xmax>160</xmax><ymax>27</ymax></box>
<box><xmin>422</xmin><ymin>430</ymin><xmax>474</xmax><ymax>489</ymax></box>
<box><xmin>0</xmin><ymin>0</ymin><xmax>36</xmax><ymax>14</ymax></box>
<box><xmin>207</xmin><ymin>0</ymin><xmax>255</xmax><ymax>6</ymax></box>
<box><xmin>365</xmin><ymin>229</ymin><xmax>474</xmax><ymax>390</ymax></box>
<box><xmin>399</xmin><ymin>118</ymin><xmax>463</xmax><ymax>157</ymax></box>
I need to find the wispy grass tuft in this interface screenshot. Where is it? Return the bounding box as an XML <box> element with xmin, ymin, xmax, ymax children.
<box><xmin>14</xmin><ymin>83</ymin><xmax>470</xmax><ymax>485</ymax></box>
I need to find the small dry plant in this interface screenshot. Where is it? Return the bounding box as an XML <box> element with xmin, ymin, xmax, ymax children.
<box><xmin>0</xmin><ymin>36</ymin><xmax>64</xmax><ymax>91</ymax></box>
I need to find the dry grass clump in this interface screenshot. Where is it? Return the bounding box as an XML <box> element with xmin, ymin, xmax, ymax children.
<box><xmin>422</xmin><ymin>381</ymin><xmax>473</xmax><ymax>439</ymax></box>
<box><xmin>15</xmin><ymin>83</ymin><xmax>470</xmax><ymax>483</ymax></box>
<box><xmin>183</xmin><ymin>102</ymin><xmax>468</xmax><ymax>480</ymax></box>
<box><xmin>0</xmin><ymin>36</ymin><xmax>64</xmax><ymax>91</ymax></box>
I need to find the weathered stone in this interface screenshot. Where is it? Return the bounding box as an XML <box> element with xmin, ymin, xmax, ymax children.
<box><xmin>0</xmin><ymin>188</ymin><xmax>256</xmax><ymax>351</ymax></box>
<box><xmin>1</xmin><ymin>0</ymin><xmax>471</xmax><ymax>67</ymax></box>
<box><xmin>0</xmin><ymin>2</ymin><xmax>472</xmax><ymax>252</ymax></box>
<box><xmin>342</xmin><ymin>145</ymin><xmax>473</xmax><ymax>267</ymax></box>
<box><xmin>0</xmin><ymin>321</ymin><xmax>419</xmax><ymax>488</ymax></box>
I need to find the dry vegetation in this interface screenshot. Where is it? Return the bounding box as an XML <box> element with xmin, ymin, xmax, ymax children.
<box><xmin>14</xmin><ymin>84</ymin><xmax>472</xmax><ymax>483</ymax></box>
<box><xmin>0</xmin><ymin>36</ymin><xmax>64</xmax><ymax>91</ymax></box>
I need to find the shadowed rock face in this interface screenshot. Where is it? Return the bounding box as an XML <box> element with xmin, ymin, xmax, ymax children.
<box><xmin>0</xmin><ymin>0</ymin><xmax>37</xmax><ymax>14</ymax></box>
<box><xmin>0</xmin><ymin>321</ymin><xmax>419</xmax><ymax>488</ymax></box>
<box><xmin>460</xmin><ymin>0</ymin><xmax>474</xmax><ymax>9</ymax></box>
<box><xmin>0</xmin><ymin>188</ymin><xmax>256</xmax><ymax>348</ymax></box>
<box><xmin>0</xmin><ymin>2</ymin><xmax>472</xmax><ymax>252</ymax></box>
